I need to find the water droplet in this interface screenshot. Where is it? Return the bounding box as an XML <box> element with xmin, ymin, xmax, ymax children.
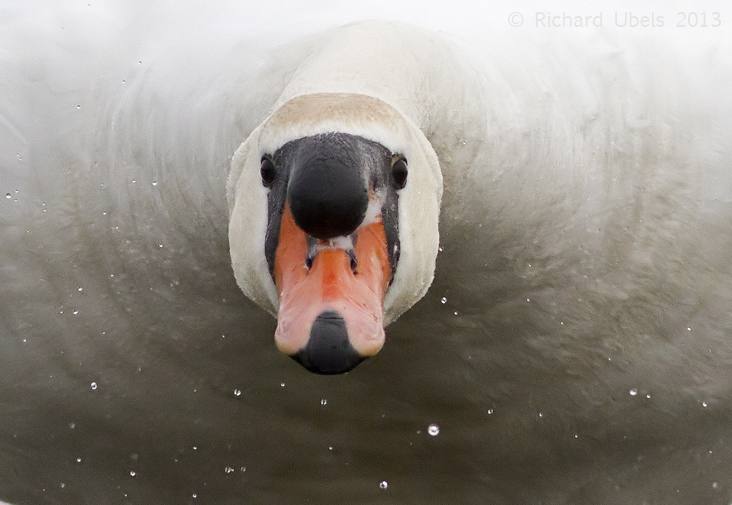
<box><xmin>76</xmin><ymin>105</ymin><xmax>81</xmax><ymax>110</ymax></box>
<box><xmin>328</xmin><ymin>446</ymin><xmax>333</xmax><ymax>451</ymax></box>
<box><xmin>5</xmin><ymin>193</ymin><xmax>11</xmax><ymax>199</ymax></box>
<box><xmin>224</xmin><ymin>466</ymin><xmax>235</xmax><ymax>474</ymax></box>
<box><xmin>233</xmin><ymin>389</ymin><xmax>241</xmax><ymax>397</ymax></box>
<box><xmin>192</xmin><ymin>493</ymin><xmax>198</xmax><ymax>499</ymax></box>
<box><xmin>280</xmin><ymin>382</ymin><xmax>286</xmax><ymax>388</ymax></box>
<box><xmin>453</xmin><ymin>311</ymin><xmax>458</xmax><ymax>316</ymax></box>
<box><xmin>76</xmin><ymin>457</ymin><xmax>82</xmax><ymax>463</ymax></box>
<box><xmin>438</xmin><ymin>246</ymin><xmax>443</xmax><ymax>252</ymax></box>
<box><xmin>129</xmin><ymin>470</ymin><xmax>136</xmax><ymax>477</ymax></box>
<box><xmin>77</xmin><ymin>287</ymin><xmax>83</xmax><ymax>292</ymax></box>
<box><xmin>629</xmin><ymin>388</ymin><xmax>638</xmax><ymax>396</ymax></box>
<box><xmin>152</xmin><ymin>181</ymin><xmax>158</xmax><ymax>186</ymax></box>
<box><xmin>60</xmin><ymin>483</ymin><xmax>65</xmax><ymax>488</ymax></box>
<box><xmin>427</xmin><ymin>423</ymin><xmax>440</xmax><ymax>436</ymax></box>
<box><xmin>487</xmin><ymin>409</ymin><xmax>493</xmax><ymax>415</ymax></box>
<box><xmin>379</xmin><ymin>481</ymin><xmax>388</xmax><ymax>490</ymax></box>
<box><xmin>320</xmin><ymin>398</ymin><xmax>327</xmax><ymax>406</ymax></box>
<box><xmin>712</xmin><ymin>482</ymin><xmax>718</xmax><ymax>489</ymax></box>
<box><xmin>440</xmin><ymin>297</ymin><xmax>447</xmax><ymax>304</ymax></box>
<box><xmin>702</xmin><ymin>401</ymin><xmax>708</xmax><ymax>408</ymax></box>
<box><xmin>192</xmin><ymin>446</ymin><xmax>198</xmax><ymax>450</ymax></box>
<box><xmin>240</xmin><ymin>466</ymin><xmax>246</xmax><ymax>472</ymax></box>
<box><xmin>72</xmin><ymin>309</ymin><xmax>78</xmax><ymax>315</ymax></box>
<box><xmin>538</xmin><ymin>412</ymin><xmax>544</xmax><ymax>418</ymax></box>
<box><xmin>90</xmin><ymin>382</ymin><xmax>98</xmax><ymax>390</ymax></box>
<box><xmin>69</xmin><ymin>423</ymin><xmax>76</xmax><ymax>429</ymax></box>
<box><xmin>574</xmin><ymin>434</ymin><xmax>579</xmax><ymax>439</ymax></box>
<box><xmin>526</xmin><ymin>298</ymin><xmax>531</xmax><ymax>302</ymax></box>
<box><xmin>646</xmin><ymin>393</ymin><xmax>651</xmax><ymax>399</ymax></box>
<box><xmin>687</xmin><ymin>327</ymin><xmax>692</xmax><ymax>331</ymax></box>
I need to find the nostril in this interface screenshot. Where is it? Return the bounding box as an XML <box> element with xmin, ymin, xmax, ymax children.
<box><xmin>290</xmin><ymin>310</ymin><xmax>366</xmax><ymax>374</ymax></box>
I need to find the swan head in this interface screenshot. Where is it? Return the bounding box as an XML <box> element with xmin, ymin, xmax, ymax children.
<box><xmin>228</xmin><ymin>93</ymin><xmax>442</xmax><ymax>374</ymax></box>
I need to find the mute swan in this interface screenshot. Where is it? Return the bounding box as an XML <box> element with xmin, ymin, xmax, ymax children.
<box><xmin>229</xmin><ymin>22</ymin><xmax>469</xmax><ymax>373</ymax></box>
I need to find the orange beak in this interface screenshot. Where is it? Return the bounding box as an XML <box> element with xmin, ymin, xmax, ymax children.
<box><xmin>273</xmin><ymin>199</ymin><xmax>391</xmax><ymax>374</ymax></box>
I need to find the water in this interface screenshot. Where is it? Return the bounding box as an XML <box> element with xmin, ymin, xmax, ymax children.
<box><xmin>2</xmin><ymin>189</ymin><xmax>731</xmax><ymax>504</ymax></box>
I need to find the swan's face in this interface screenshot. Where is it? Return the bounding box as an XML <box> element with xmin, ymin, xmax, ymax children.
<box><xmin>228</xmin><ymin>94</ymin><xmax>442</xmax><ymax>374</ymax></box>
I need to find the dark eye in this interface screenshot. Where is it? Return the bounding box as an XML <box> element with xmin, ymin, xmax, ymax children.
<box><xmin>392</xmin><ymin>157</ymin><xmax>408</xmax><ymax>189</ymax></box>
<box><xmin>260</xmin><ymin>156</ymin><xmax>276</xmax><ymax>187</ymax></box>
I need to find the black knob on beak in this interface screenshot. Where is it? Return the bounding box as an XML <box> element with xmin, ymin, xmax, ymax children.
<box><xmin>290</xmin><ymin>311</ymin><xmax>365</xmax><ymax>374</ymax></box>
<box><xmin>287</xmin><ymin>135</ymin><xmax>369</xmax><ymax>240</ymax></box>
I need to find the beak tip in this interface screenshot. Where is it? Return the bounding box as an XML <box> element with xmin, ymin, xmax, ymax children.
<box><xmin>289</xmin><ymin>310</ymin><xmax>366</xmax><ymax>374</ymax></box>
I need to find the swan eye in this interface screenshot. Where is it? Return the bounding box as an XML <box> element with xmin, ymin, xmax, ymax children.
<box><xmin>260</xmin><ymin>157</ymin><xmax>276</xmax><ymax>187</ymax></box>
<box><xmin>392</xmin><ymin>157</ymin><xmax>408</xmax><ymax>189</ymax></box>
